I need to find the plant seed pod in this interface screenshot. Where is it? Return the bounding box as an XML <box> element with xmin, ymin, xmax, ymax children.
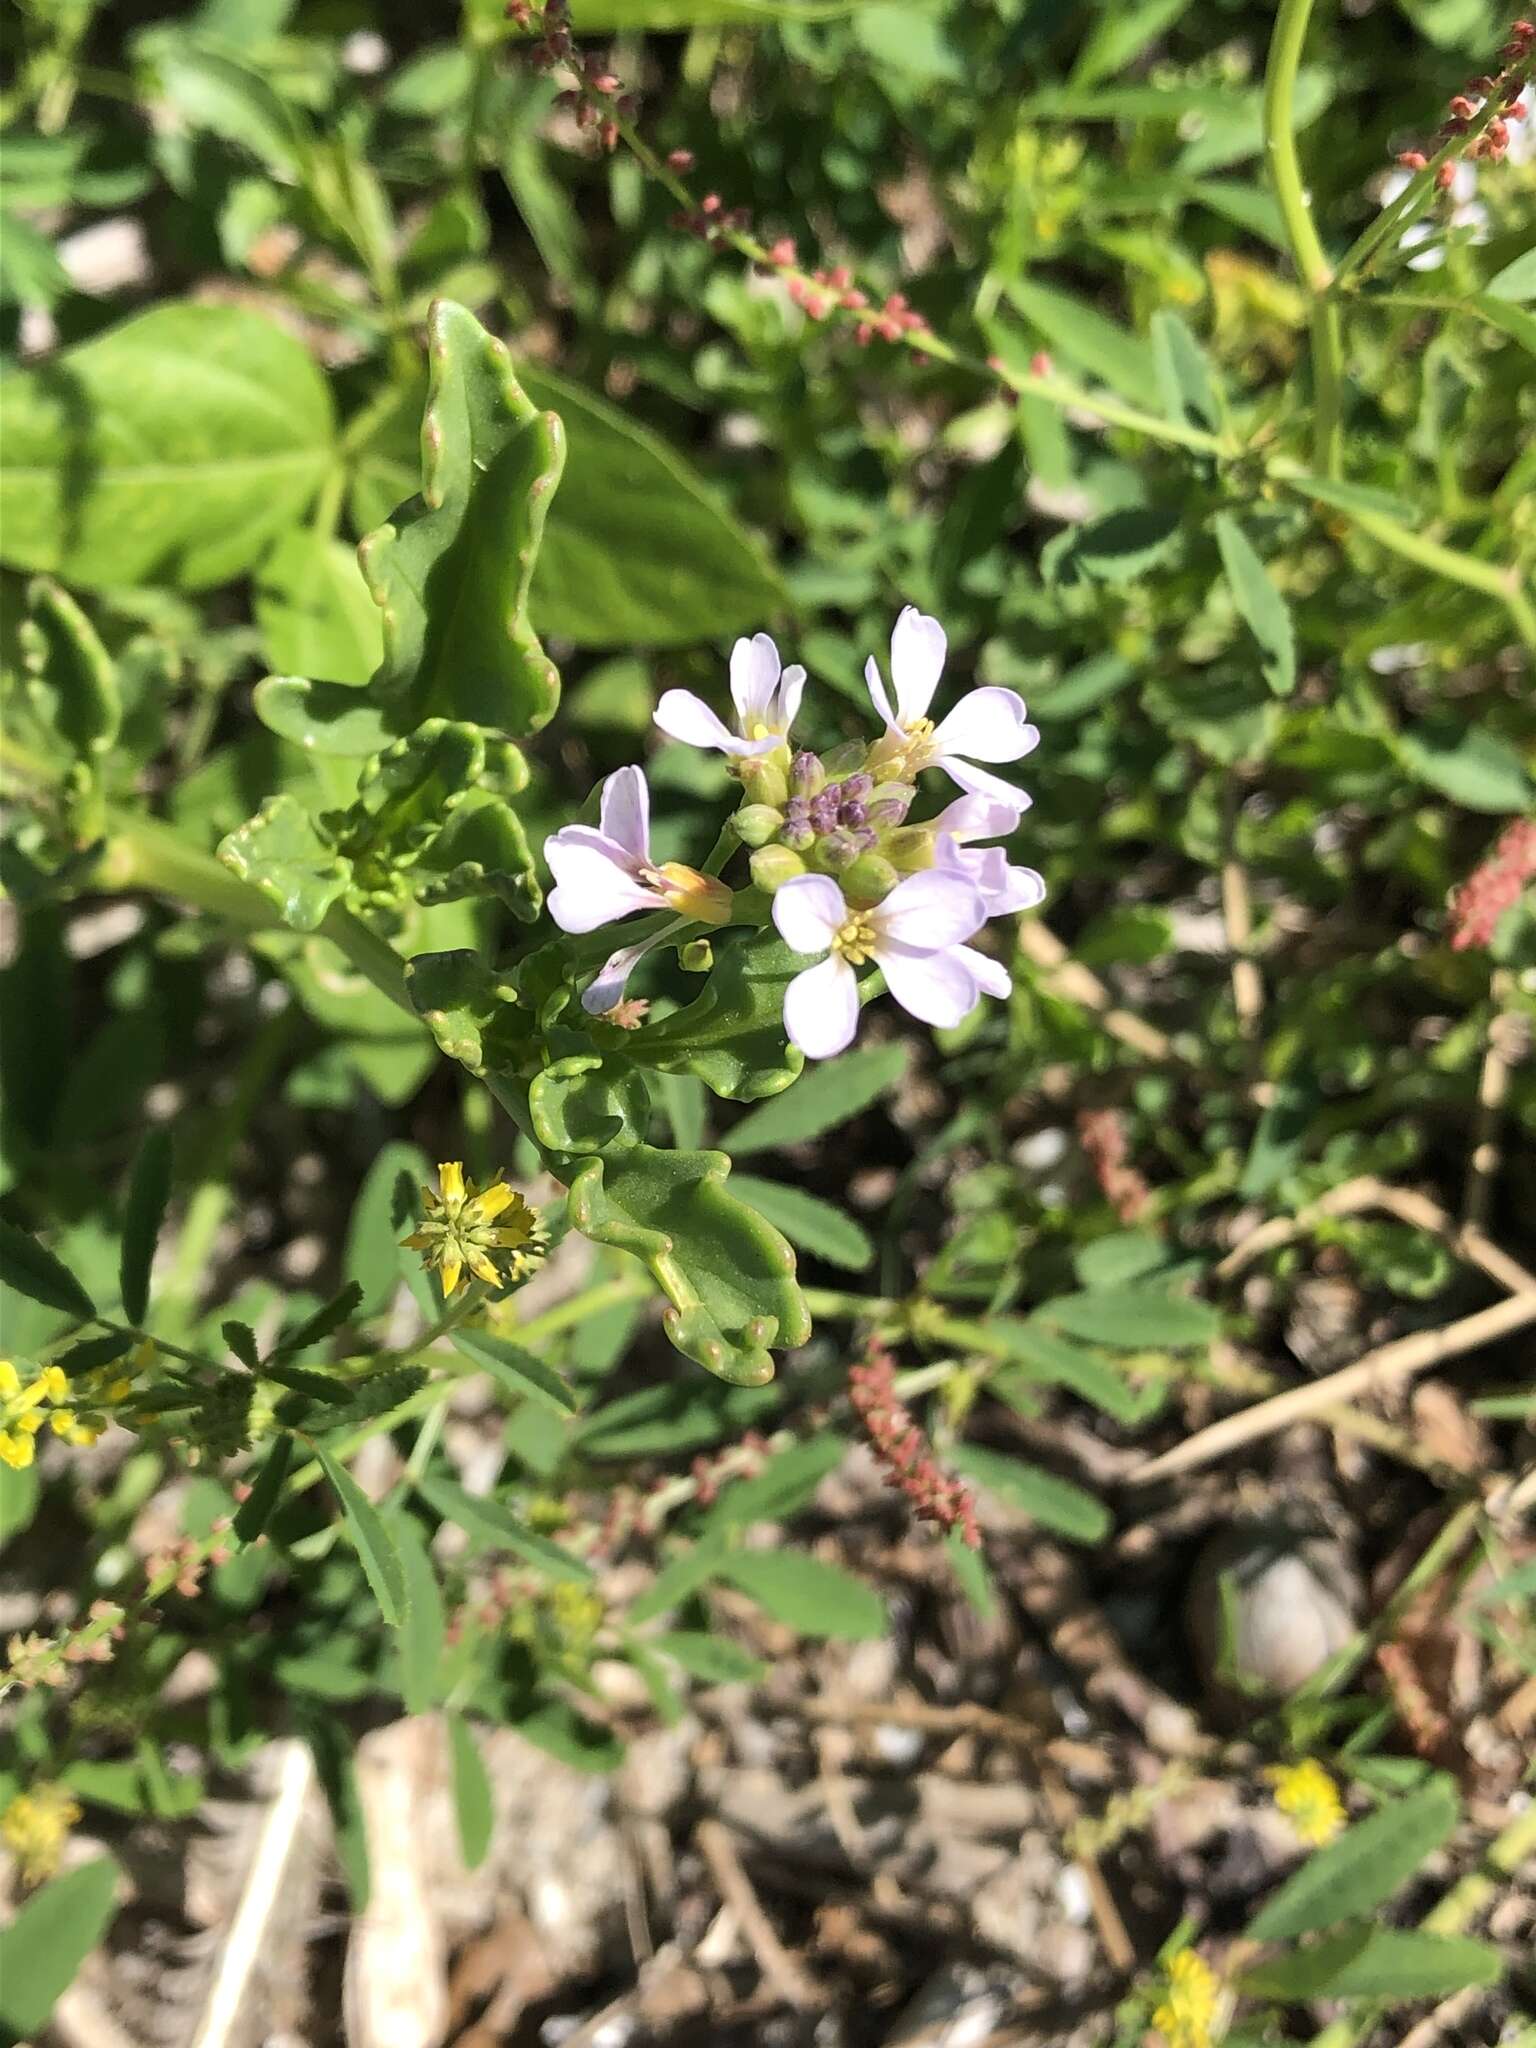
<box><xmin>733</xmin><ymin>803</ymin><xmax>783</xmax><ymax>847</ymax></box>
<box><xmin>749</xmin><ymin>845</ymin><xmax>806</xmax><ymax>893</ymax></box>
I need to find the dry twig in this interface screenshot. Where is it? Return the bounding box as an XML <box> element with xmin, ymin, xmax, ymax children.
<box><xmin>696</xmin><ymin>1816</ymin><xmax>826</xmax><ymax>2010</ymax></box>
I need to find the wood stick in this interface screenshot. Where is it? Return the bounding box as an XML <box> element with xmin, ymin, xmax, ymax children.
<box><xmin>695</xmin><ymin>1818</ymin><xmax>825</xmax><ymax>2010</ymax></box>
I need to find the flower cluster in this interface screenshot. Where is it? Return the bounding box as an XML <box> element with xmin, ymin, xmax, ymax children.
<box><xmin>509</xmin><ymin>0</ymin><xmax>635</xmax><ymax>152</ymax></box>
<box><xmin>1152</xmin><ymin>1949</ymin><xmax>1225</xmax><ymax>2048</ymax></box>
<box><xmin>545</xmin><ymin>608</ymin><xmax>1043</xmax><ymax>1059</ymax></box>
<box><xmin>1078</xmin><ymin>1107</ymin><xmax>1152</xmax><ymax>1224</ymax></box>
<box><xmin>1</xmin><ymin>1782</ymin><xmax>82</xmax><ymax>1884</ymax></box>
<box><xmin>1447</xmin><ymin>817</ymin><xmax>1536</xmax><ymax>950</ymax></box>
<box><xmin>1265</xmin><ymin>1758</ymin><xmax>1346</xmax><ymax>1846</ymax></box>
<box><xmin>848</xmin><ymin>1339</ymin><xmax>980</xmax><ymax>1546</ymax></box>
<box><xmin>0</xmin><ymin>1352</ymin><xmax>142</xmax><ymax>1468</ymax></box>
<box><xmin>402</xmin><ymin>1163</ymin><xmax>548</xmax><ymax>1299</ymax></box>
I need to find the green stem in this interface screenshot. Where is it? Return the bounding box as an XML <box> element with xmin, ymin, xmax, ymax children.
<box><xmin>1263</xmin><ymin>0</ymin><xmax>1346</xmax><ymax>475</ymax></box>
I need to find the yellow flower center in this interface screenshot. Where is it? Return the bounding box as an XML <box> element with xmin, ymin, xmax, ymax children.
<box><xmin>832</xmin><ymin>911</ymin><xmax>877</xmax><ymax>965</ymax></box>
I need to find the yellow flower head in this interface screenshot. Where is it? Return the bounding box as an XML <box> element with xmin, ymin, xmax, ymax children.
<box><xmin>2</xmin><ymin>1783</ymin><xmax>82</xmax><ymax>1884</ymax></box>
<box><xmin>1266</xmin><ymin>1758</ymin><xmax>1346</xmax><ymax>1847</ymax></box>
<box><xmin>402</xmin><ymin>1163</ymin><xmax>547</xmax><ymax>1298</ymax></box>
<box><xmin>1153</xmin><ymin>1949</ymin><xmax>1223</xmax><ymax>2048</ymax></box>
<box><xmin>0</xmin><ymin>1351</ymin><xmax>141</xmax><ymax>1460</ymax></box>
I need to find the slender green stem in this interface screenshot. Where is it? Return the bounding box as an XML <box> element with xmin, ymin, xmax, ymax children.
<box><xmin>1262</xmin><ymin>0</ymin><xmax>1333</xmax><ymax>294</ymax></box>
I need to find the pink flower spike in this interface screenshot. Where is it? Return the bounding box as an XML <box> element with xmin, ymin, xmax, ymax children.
<box><xmin>772</xmin><ymin>868</ymin><xmax>988</xmax><ymax>1059</ymax></box>
<box><xmin>654</xmin><ymin>631</ymin><xmax>805</xmax><ymax>757</ymax></box>
<box><xmin>864</xmin><ymin>607</ymin><xmax>1039</xmax><ymax>804</ymax></box>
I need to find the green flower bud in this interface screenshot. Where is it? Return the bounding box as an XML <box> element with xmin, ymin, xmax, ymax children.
<box><xmin>821</xmin><ymin>740</ymin><xmax>870</xmax><ymax>779</ymax></box>
<box><xmin>817</xmin><ymin>829</ymin><xmax>860</xmax><ymax>873</ymax></box>
<box><xmin>841</xmin><ymin>854</ymin><xmax>900</xmax><ymax>906</ymax></box>
<box><xmin>738</xmin><ymin>753</ymin><xmax>789</xmax><ymax>809</ymax></box>
<box><xmin>733</xmin><ymin>803</ymin><xmax>783</xmax><ymax>847</ymax></box>
<box><xmin>789</xmin><ymin>750</ymin><xmax>825</xmax><ymax>797</ymax></box>
<box><xmin>680</xmin><ymin>938</ymin><xmax>714</xmax><ymax>973</ymax></box>
<box><xmin>884</xmin><ymin>826</ymin><xmax>937</xmax><ymax>872</ymax></box>
<box><xmin>750</xmin><ymin>845</ymin><xmax>806</xmax><ymax>894</ymax></box>
<box><xmin>866</xmin><ymin>782</ymin><xmax>916</xmax><ymax>827</ymax></box>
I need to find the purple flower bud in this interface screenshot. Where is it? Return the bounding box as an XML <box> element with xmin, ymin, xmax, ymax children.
<box><xmin>839</xmin><ymin>799</ymin><xmax>868</xmax><ymax>828</ymax></box>
<box><xmin>841</xmin><ymin>772</ymin><xmax>873</xmax><ymax>803</ymax></box>
<box><xmin>789</xmin><ymin>750</ymin><xmax>826</xmax><ymax>798</ymax></box>
<box><xmin>783</xmin><ymin>795</ymin><xmax>809</xmax><ymax>821</ymax></box>
<box><xmin>867</xmin><ymin>782</ymin><xmax>916</xmax><ymax>828</ymax></box>
<box><xmin>780</xmin><ymin>817</ymin><xmax>815</xmax><ymax>851</ymax></box>
<box><xmin>809</xmin><ymin>792</ymin><xmax>840</xmax><ymax>834</ymax></box>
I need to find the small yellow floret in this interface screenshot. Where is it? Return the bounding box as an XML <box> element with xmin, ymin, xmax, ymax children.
<box><xmin>2</xmin><ymin>1783</ymin><xmax>82</xmax><ymax>1883</ymax></box>
<box><xmin>1266</xmin><ymin>1758</ymin><xmax>1346</xmax><ymax>1846</ymax></box>
<box><xmin>1152</xmin><ymin>1949</ymin><xmax>1223</xmax><ymax>2048</ymax></box>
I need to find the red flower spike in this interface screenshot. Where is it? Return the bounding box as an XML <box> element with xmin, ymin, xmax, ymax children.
<box><xmin>667</xmin><ymin>147</ymin><xmax>695</xmax><ymax>170</ymax></box>
<box><xmin>1396</xmin><ymin>149</ymin><xmax>1429</xmax><ymax>169</ymax></box>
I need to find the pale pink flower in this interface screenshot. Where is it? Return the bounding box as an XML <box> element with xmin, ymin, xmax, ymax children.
<box><xmin>864</xmin><ymin>607</ymin><xmax>1038</xmax><ymax>807</ymax></box>
<box><xmin>545</xmin><ymin>766</ymin><xmax>730</xmax><ymax>936</ymax></box>
<box><xmin>934</xmin><ymin>792</ymin><xmax>1046</xmax><ymax>916</ymax></box>
<box><xmin>771</xmin><ymin>869</ymin><xmax>989</xmax><ymax>1059</ymax></box>
<box><xmin>654</xmin><ymin>632</ymin><xmax>805</xmax><ymax>757</ymax></box>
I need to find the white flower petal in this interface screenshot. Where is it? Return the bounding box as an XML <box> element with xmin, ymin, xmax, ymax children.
<box><xmin>654</xmin><ymin>689</ymin><xmax>753</xmax><ymax>754</ymax></box>
<box><xmin>545</xmin><ymin>828</ymin><xmax>660</xmax><ymax>932</ymax></box>
<box><xmin>783</xmin><ymin>953</ymin><xmax>860</xmax><ymax>1059</ymax></box>
<box><xmin>772</xmin><ymin>873</ymin><xmax>847</xmax><ymax>955</ymax></box>
<box><xmin>864</xmin><ymin>654</ymin><xmax>900</xmax><ymax>735</ymax></box>
<box><xmin>1448</xmin><ymin>160</ymin><xmax>1478</xmax><ymax>204</ymax></box>
<box><xmin>932</xmin><ymin>687</ymin><xmax>1038</xmax><ymax>764</ymax></box>
<box><xmin>874</xmin><ymin>870</ymin><xmax>984</xmax><ymax>951</ymax></box>
<box><xmin>1379</xmin><ymin>168</ymin><xmax>1412</xmax><ymax>208</ymax></box>
<box><xmin>934</xmin><ymin>790</ymin><xmax>1029</xmax><ymax>844</ymax></box>
<box><xmin>879</xmin><ymin>941</ymin><xmax>981</xmax><ymax>1030</ymax></box>
<box><xmin>939</xmin><ymin>756</ymin><xmax>1034</xmax><ymax>809</ymax></box>
<box><xmin>991</xmin><ymin>863</ymin><xmax>1047</xmax><ymax>914</ymax></box>
<box><xmin>730</xmin><ymin>632</ymin><xmax>782</xmax><ymax>727</ymax></box>
<box><xmin>889</xmin><ymin>606</ymin><xmax>946</xmax><ymax>723</ymax></box>
<box><xmin>776</xmin><ymin>662</ymin><xmax>806</xmax><ymax>736</ymax></box>
<box><xmin>955</xmin><ymin>944</ymin><xmax>1012</xmax><ymax>1001</ymax></box>
<box><xmin>599</xmin><ymin>764</ymin><xmax>651</xmax><ymax>859</ymax></box>
<box><xmin>582</xmin><ymin>935</ymin><xmax>663</xmax><ymax>1014</ymax></box>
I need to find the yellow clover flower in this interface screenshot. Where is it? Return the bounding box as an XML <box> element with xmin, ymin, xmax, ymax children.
<box><xmin>402</xmin><ymin>1162</ymin><xmax>547</xmax><ymax>1298</ymax></box>
<box><xmin>1266</xmin><ymin>1758</ymin><xmax>1346</xmax><ymax>1847</ymax></box>
<box><xmin>0</xmin><ymin>1351</ymin><xmax>145</xmax><ymax>1465</ymax></box>
<box><xmin>1153</xmin><ymin>1949</ymin><xmax>1223</xmax><ymax>2048</ymax></box>
<box><xmin>2</xmin><ymin>1783</ymin><xmax>82</xmax><ymax>1883</ymax></box>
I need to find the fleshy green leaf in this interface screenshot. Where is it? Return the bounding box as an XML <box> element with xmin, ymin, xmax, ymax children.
<box><xmin>20</xmin><ymin>576</ymin><xmax>120</xmax><ymax>757</ymax></box>
<box><xmin>218</xmin><ymin>794</ymin><xmax>349</xmax><ymax>931</ymax></box>
<box><xmin>316</xmin><ymin>1444</ymin><xmax>407</xmax><ymax>1626</ymax></box>
<box><xmin>0</xmin><ymin>302</ymin><xmax>335</xmax><ymax>590</ymax></box>
<box><xmin>118</xmin><ymin>1127</ymin><xmax>173</xmax><ymax>1327</ymax></box>
<box><xmin>628</xmin><ymin>930</ymin><xmax>804</xmax><ymax>1103</ymax></box>
<box><xmin>950</xmin><ymin>1443</ymin><xmax>1110</xmax><ymax>1543</ymax></box>
<box><xmin>0</xmin><ymin>1857</ymin><xmax>121</xmax><ymax>2035</ymax></box>
<box><xmin>720</xmin><ymin>1549</ymin><xmax>887</xmax><ymax>1639</ymax></box>
<box><xmin>0</xmin><ymin>1216</ymin><xmax>95</xmax><ymax>1321</ymax></box>
<box><xmin>518</xmin><ymin>361</ymin><xmax>788</xmax><ymax>648</ymax></box>
<box><xmin>1245</xmin><ymin>1777</ymin><xmax>1461</xmax><ymax>1941</ymax></box>
<box><xmin>259</xmin><ymin>300</ymin><xmax>564</xmax><ymax>750</ymax></box>
<box><xmin>1214</xmin><ymin>513</ymin><xmax>1296</xmax><ymax>696</ymax></box>
<box><xmin>722</xmin><ymin>1041</ymin><xmax>907</xmax><ymax>1154</ymax></box>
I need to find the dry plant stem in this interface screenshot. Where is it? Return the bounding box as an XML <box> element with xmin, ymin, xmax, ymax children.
<box><xmin>1221</xmin><ymin>781</ymin><xmax>1263</xmax><ymax>1039</ymax></box>
<box><xmin>1034</xmin><ymin>1764</ymin><xmax>1137</xmax><ymax>1973</ymax></box>
<box><xmin>1461</xmin><ymin>973</ymin><xmax>1516</xmax><ymax>1229</ymax></box>
<box><xmin>1014</xmin><ymin>919</ymin><xmax>1179</xmax><ymax>1063</ymax></box>
<box><xmin>695</xmin><ymin>1817</ymin><xmax>825</xmax><ymax>2010</ymax></box>
<box><xmin>1306</xmin><ymin>1803</ymin><xmax>1536</xmax><ymax>2048</ymax></box>
<box><xmin>1215</xmin><ymin>1174</ymin><xmax>1536</xmax><ymax>1297</ymax></box>
<box><xmin>1396</xmin><ymin>1987</ymin><xmax>1486</xmax><ymax>2048</ymax></box>
<box><xmin>1127</xmin><ymin>1289</ymin><xmax>1536</xmax><ymax>1484</ymax></box>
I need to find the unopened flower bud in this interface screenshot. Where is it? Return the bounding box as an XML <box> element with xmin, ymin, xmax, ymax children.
<box><xmin>750</xmin><ymin>845</ymin><xmax>806</xmax><ymax>894</ymax></box>
<box><xmin>779</xmin><ymin>817</ymin><xmax>815</xmax><ymax>851</ymax></box>
<box><xmin>821</xmin><ymin>740</ymin><xmax>869</xmax><ymax>779</ymax></box>
<box><xmin>733</xmin><ymin>803</ymin><xmax>783</xmax><ymax>847</ymax></box>
<box><xmin>789</xmin><ymin>750</ymin><xmax>825</xmax><ymax>797</ymax></box>
<box><xmin>840</xmin><ymin>771</ymin><xmax>874</xmax><ymax>803</ymax></box>
<box><xmin>839</xmin><ymin>799</ymin><xmax>867</xmax><ymax>827</ymax></box>
<box><xmin>809</xmin><ymin>789</ymin><xmax>841</xmax><ymax>833</ymax></box>
<box><xmin>737</xmin><ymin>753</ymin><xmax>789</xmax><ymax>808</ymax></box>
<box><xmin>883</xmin><ymin>826</ymin><xmax>937</xmax><ymax>873</ymax></box>
<box><xmin>655</xmin><ymin>863</ymin><xmax>733</xmax><ymax>925</ymax></box>
<box><xmin>680</xmin><ymin>938</ymin><xmax>714</xmax><ymax>972</ymax></box>
<box><xmin>866</xmin><ymin>782</ymin><xmax>916</xmax><ymax>827</ymax></box>
<box><xmin>841</xmin><ymin>853</ymin><xmax>900</xmax><ymax>906</ymax></box>
<box><xmin>817</xmin><ymin>829</ymin><xmax>860</xmax><ymax>872</ymax></box>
